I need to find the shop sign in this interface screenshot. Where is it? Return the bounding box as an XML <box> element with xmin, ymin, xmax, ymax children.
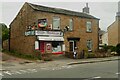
<box><xmin>25</xmin><ymin>31</ymin><xmax>34</xmax><ymax>36</ymax></box>
<box><xmin>35</xmin><ymin>30</ymin><xmax>63</xmax><ymax>36</ymax></box>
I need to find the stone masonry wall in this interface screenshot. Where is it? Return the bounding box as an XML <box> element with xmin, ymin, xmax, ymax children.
<box><xmin>10</xmin><ymin>2</ymin><xmax>99</xmax><ymax>55</ymax></box>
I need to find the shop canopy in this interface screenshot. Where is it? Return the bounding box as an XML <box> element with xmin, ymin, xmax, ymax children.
<box><xmin>37</xmin><ymin>36</ymin><xmax>64</xmax><ymax>41</ymax></box>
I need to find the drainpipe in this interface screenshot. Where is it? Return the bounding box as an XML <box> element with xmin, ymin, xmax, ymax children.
<box><xmin>8</xmin><ymin>25</ymin><xmax>11</xmax><ymax>51</ymax></box>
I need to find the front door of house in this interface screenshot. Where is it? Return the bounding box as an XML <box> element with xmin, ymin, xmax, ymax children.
<box><xmin>69</xmin><ymin>41</ymin><xmax>74</xmax><ymax>52</ymax></box>
<box><xmin>69</xmin><ymin>40</ymin><xmax>77</xmax><ymax>52</ymax></box>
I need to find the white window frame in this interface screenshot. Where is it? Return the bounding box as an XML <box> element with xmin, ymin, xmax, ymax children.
<box><xmin>53</xmin><ymin>17</ymin><xmax>60</xmax><ymax>30</ymax></box>
<box><xmin>69</xmin><ymin>18</ymin><xmax>73</xmax><ymax>31</ymax></box>
<box><xmin>69</xmin><ymin>40</ymin><xmax>74</xmax><ymax>52</ymax></box>
<box><xmin>87</xmin><ymin>40</ymin><xmax>93</xmax><ymax>50</ymax></box>
<box><xmin>86</xmin><ymin>21</ymin><xmax>92</xmax><ymax>32</ymax></box>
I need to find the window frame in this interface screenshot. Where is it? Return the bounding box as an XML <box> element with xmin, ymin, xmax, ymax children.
<box><xmin>52</xmin><ymin>17</ymin><xmax>60</xmax><ymax>30</ymax></box>
<box><xmin>86</xmin><ymin>21</ymin><xmax>92</xmax><ymax>32</ymax></box>
<box><xmin>69</xmin><ymin>18</ymin><xmax>73</xmax><ymax>31</ymax></box>
<box><xmin>87</xmin><ymin>40</ymin><xmax>93</xmax><ymax>50</ymax></box>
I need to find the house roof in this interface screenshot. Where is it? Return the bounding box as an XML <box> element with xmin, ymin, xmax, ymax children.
<box><xmin>99</xmin><ymin>30</ymin><xmax>106</xmax><ymax>35</ymax></box>
<box><xmin>28</xmin><ymin>3</ymin><xmax>99</xmax><ymax>20</ymax></box>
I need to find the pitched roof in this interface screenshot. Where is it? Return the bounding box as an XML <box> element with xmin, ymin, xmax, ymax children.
<box><xmin>28</xmin><ymin>3</ymin><xmax>99</xmax><ymax>20</ymax></box>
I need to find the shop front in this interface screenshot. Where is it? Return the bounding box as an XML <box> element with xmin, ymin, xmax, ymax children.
<box><xmin>35</xmin><ymin>30</ymin><xmax>65</xmax><ymax>54</ymax></box>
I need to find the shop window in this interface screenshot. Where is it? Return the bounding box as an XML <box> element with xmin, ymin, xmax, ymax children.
<box><xmin>52</xmin><ymin>42</ymin><xmax>62</xmax><ymax>52</ymax></box>
<box><xmin>86</xmin><ymin>21</ymin><xmax>92</xmax><ymax>32</ymax></box>
<box><xmin>87</xmin><ymin>40</ymin><xmax>93</xmax><ymax>50</ymax></box>
<box><xmin>53</xmin><ymin>17</ymin><xmax>60</xmax><ymax>30</ymax></box>
<box><xmin>69</xmin><ymin>19</ymin><xmax>73</xmax><ymax>31</ymax></box>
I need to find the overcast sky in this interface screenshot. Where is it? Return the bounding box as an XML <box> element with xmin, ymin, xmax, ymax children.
<box><xmin>0</xmin><ymin>1</ymin><xmax>119</xmax><ymax>31</ymax></box>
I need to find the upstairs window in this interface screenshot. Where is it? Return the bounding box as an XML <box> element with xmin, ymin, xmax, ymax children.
<box><xmin>69</xmin><ymin>19</ymin><xmax>73</xmax><ymax>31</ymax></box>
<box><xmin>86</xmin><ymin>21</ymin><xmax>92</xmax><ymax>32</ymax></box>
<box><xmin>53</xmin><ymin>17</ymin><xmax>60</xmax><ymax>30</ymax></box>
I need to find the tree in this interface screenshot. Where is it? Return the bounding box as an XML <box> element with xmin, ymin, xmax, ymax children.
<box><xmin>0</xmin><ymin>23</ymin><xmax>9</xmax><ymax>41</ymax></box>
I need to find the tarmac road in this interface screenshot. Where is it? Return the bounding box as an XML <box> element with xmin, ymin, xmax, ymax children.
<box><xmin>2</xmin><ymin>60</ymin><xmax>119</xmax><ymax>79</ymax></box>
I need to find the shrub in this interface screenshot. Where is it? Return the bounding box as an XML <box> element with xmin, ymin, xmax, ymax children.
<box><xmin>87</xmin><ymin>53</ymin><xmax>95</xmax><ymax>58</ymax></box>
<box><xmin>42</xmin><ymin>53</ymin><xmax>52</xmax><ymax>61</ymax></box>
<box><xmin>116</xmin><ymin>43</ymin><xmax>120</xmax><ymax>56</ymax></box>
<box><xmin>3</xmin><ymin>50</ymin><xmax>38</xmax><ymax>60</ymax></box>
<box><xmin>65</xmin><ymin>51</ymin><xmax>74</xmax><ymax>59</ymax></box>
<box><xmin>103</xmin><ymin>44</ymin><xmax>108</xmax><ymax>52</ymax></box>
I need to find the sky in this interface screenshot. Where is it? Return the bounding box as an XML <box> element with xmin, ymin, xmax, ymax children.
<box><xmin>0</xmin><ymin>0</ymin><xmax>119</xmax><ymax>31</ymax></box>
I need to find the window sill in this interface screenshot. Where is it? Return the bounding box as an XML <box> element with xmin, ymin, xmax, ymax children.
<box><xmin>86</xmin><ymin>31</ymin><xmax>92</xmax><ymax>33</ymax></box>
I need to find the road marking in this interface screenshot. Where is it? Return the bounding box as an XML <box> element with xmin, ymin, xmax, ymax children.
<box><xmin>83</xmin><ymin>76</ymin><xmax>101</xmax><ymax>80</ymax></box>
<box><xmin>52</xmin><ymin>68</ymin><xmax>55</xmax><ymax>70</ymax></box>
<box><xmin>3</xmin><ymin>71</ymin><xmax>12</xmax><ymax>75</ymax></box>
<box><xmin>66</xmin><ymin>66</ymin><xmax>72</xmax><ymax>69</ymax></box>
<box><xmin>93</xmin><ymin>76</ymin><xmax>101</xmax><ymax>79</ymax></box>
<box><xmin>19</xmin><ymin>70</ymin><xmax>28</xmax><ymax>73</ymax></box>
<box><xmin>0</xmin><ymin>73</ymin><xmax>4</xmax><ymax>76</ymax></box>
<box><xmin>41</xmin><ymin>67</ymin><xmax>50</xmax><ymax>70</ymax></box>
<box><xmin>14</xmin><ymin>71</ymin><xmax>22</xmax><ymax>74</ymax></box>
<box><xmin>27</xmin><ymin>69</ymin><xmax>37</xmax><ymax>72</ymax></box>
<box><xmin>116</xmin><ymin>72</ymin><xmax>120</xmax><ymax>75</ymax></box>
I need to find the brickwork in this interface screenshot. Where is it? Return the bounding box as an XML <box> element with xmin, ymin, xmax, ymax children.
<box><xmin>108</xmin><ymin>17</ymin><xmax>120</xmax><ymax>46</ymax></box>
<box><xmin>10</xmin><ymin>2</ymin><xmax>99</xmax><ymax>55</ymax></box>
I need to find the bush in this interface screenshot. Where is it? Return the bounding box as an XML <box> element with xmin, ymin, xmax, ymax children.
<box><xmin>87</xmin><ymin>53</ymin><xmax>95</xmax><ymax>58</ymax></box>
<box><xmin>103</xmin><ymin>44</ymin><xmax>116</xmax><ymax>53</ymax></box>
<box><xmin>42</xmin><ymin>53</ymin><xmax>52</xmax><ymax>61</ymax></box>
<box><xmin>116</xmin><ymin>43</ymin><xmax>120</xmax><ymax>55</ymax></box>
<box><xmin>3</xmin><ymin>50</ymin><xmax>38</xmax><ymax>60</ymax></box>
<box><xmin>65</xmin><ymin>51</ymin><xmax>74</xmax><ymax>59</ymax></box>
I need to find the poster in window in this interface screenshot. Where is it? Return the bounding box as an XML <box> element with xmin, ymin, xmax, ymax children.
<box><xmin>38</xmin><ymin>19</ymin><xmax>47</xmax><ymax>28</ymax></box>
<box><xmin>46</xmin><ymin>43</ymin><xmax>52</xmax><ymax>52</ymax></box>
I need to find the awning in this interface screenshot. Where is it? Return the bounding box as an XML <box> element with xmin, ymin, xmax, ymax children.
<box><xmin>37</xmin><ymin>36</ymin><xmax>64</xmax><ymax>41</ymax></box>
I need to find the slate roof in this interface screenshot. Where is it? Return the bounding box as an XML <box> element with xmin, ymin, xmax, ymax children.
<box><xmin>28</xmin><ymin>3</ymin><xmax>99</xmax><ymax>20</ymax></box>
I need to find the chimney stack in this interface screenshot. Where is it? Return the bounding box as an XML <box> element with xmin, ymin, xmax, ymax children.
<box><xmin>116</xmin><ymin>1</ymin><xmax>120</xmax><ymax>20</ymax></box>
<box><xmin>83</xmin><ymin>3</ymin><xmax>90</xmax><ymax>14</ymax></box>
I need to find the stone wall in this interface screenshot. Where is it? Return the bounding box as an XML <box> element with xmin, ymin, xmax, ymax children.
<box><xmin>108</xmin><ymin>21</ymin><xmax>118</xmax><ymax>46</ymax></box>
<box><xmin>10</xmin><ymin>3</ymin><xmax>36</xmax><ymax>55</ymax></box>
<box><xmin>10</xmin><ymin>2</ymin><xmax>99</xmax><ymax>55</ymax></box>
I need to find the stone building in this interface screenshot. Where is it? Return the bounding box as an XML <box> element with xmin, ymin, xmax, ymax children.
<box><xmin>9</xmin><ymin>2</ymin><xmax>99</xmax><ymax>55</ymax></box>
<box><xmin>107</xmin><ymin>2</ymin><xmax>120</xmax><ymax>46</ymax></box>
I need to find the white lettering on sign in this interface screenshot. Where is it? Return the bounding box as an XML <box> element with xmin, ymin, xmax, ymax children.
<box><xmin>35</xmin><ymin>30</ymin><xmax>63</xmax><ymax>36</ymax></box>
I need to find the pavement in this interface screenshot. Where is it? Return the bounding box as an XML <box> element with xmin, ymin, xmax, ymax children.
<box><xmin>0</xmin><ymin>53</ymin><xmax>120</xmax><ymax>72</ymax></box>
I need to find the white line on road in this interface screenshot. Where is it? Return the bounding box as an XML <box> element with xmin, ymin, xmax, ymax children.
<box><xmin>83</xmin><ymin>76</ymin><xmax>101</xmax><ymax>80</ymax></box>
<box><xmin>3</xmin><ymin>71</ymin><xmax>12</xmax><ymax>75</ymax></box>
<box><xmin>27</xmin><ymin>69</ymin><xmax>37</xmax><ymax>72</ymax></box>
<box><xmin>116</xmin><ymin>72</ymin><xmax>120</xmax><ymax>75</ymax></box>
<box><xmin>92</xmin><ymin>76</ymin><xmax>101</xmax><ymax>79</ymax></box>
<box><xmin>14</xmin><ymin>71</ymin><xmax>22</xmax><ymax>74</ymax></box>
<box><xmin>41</xmin><ymin>68</ymin><xmax>49</xmax><ymax>70</ymax></box>
<box><xmin>0</xmin><ymin>73</ymin><xmax>4</xmax><ymax>76</ymax></box>
<box><xmin>19</xmin><ymin>70</ymin><xmax>28</xmax><ymax>73</ymax></box>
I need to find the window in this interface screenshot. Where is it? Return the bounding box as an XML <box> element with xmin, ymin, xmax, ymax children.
<box><xmin>87</xmin><ymin>40</ymin><xmax>93</xmax><ymax>50</ymax></box>
<box><xmin>69</xmin><ymin>19</ymin><xmax>73</xmax><ymax>31</ymax></box>
<box><xmin>53</xmin><ymin>17</ymin><xmax>60</xmax><ymax>30</ymax></box>
<box><xmin>86</xmin><ymin>21</ymin><xmax>92</xmax><ymax>32</ymax></box>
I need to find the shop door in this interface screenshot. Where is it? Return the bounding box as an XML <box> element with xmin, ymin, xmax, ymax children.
<box><xmin>69</xmin><ymin>41</ymin><xmax>74</xmax><ymax>52</ymax></box>
<box><xmin>40</xmin><ymin>41</ymin><xmax>45</xmax><ymax>53</ymax></box>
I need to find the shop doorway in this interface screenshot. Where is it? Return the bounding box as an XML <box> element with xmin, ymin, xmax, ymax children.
<box><xmin>40</xmin><ymin>41</ymin><xmax>45</xmax><ymax>53</ymax></box>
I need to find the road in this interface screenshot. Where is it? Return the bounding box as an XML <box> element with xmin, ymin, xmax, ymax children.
<box><xmin>2</xmin><ymin>60</ymin><xmax>119</xmax><ymax>79</ymax></box>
